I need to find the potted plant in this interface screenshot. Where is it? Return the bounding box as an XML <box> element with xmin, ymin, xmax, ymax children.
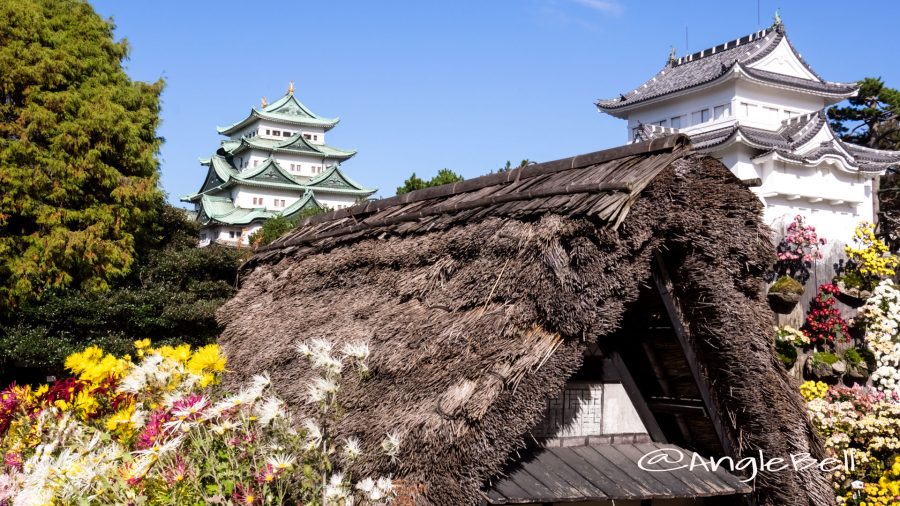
<box><xmin>773</xmin><ymin>326</ymin><xmax>807</xmax><ymax>369</ymax></box>
<box><xmin>802</xmin><ymin>284</ymin><xmax>851</xmax><ymax>348</ymax></box>
<box><xmin>768</xmin><ymin>276</ymin><xmax>805</xmax><ymax>312</ymax></box>
<box><xmin>834</xmin><ymin>222</ymin><xmax>898</xmax><ymax>307</ymax></box>
<box><xmin>804</xmin><ymin>351</ymin><xmax>844</xmax><ymax>380</ymax></box>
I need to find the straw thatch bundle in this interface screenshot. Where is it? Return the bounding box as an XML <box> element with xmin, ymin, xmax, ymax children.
<box><xmin>218</xmin><ymin>137</ymin><xmax>832</xmax><ymax>505</ymax></box>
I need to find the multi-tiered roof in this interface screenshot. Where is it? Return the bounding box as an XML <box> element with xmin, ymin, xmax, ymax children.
<box><xmin>182</xmin><ymin>87</ymin><xmax>376</xmax><ymax>229</ymax></box>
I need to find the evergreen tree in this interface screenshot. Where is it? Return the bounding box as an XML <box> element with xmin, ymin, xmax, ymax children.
<box><xmin>828</xmin><ymin>77</ymin><xmax>900</xmax><ymax>149</ymax></box>
<box><xmin>0</xmin><ymin>0</ymin><xmax>164</xmax><ymax>311</ymax></box>
<box><xmin>828</xmin><ymin>78</ymin><xmax>900</xmax><ymax>249</ymax></box>
<box><xmin>0</xmin><ymin>205</ymin><xmax>247</xmax><ymax>383</ymax></box>
<box><xmin>396</xmin><ymin>168</ymin><xmax>464</xmax><ymax>195</ymax></box>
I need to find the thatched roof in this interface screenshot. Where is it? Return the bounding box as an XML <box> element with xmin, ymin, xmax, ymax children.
<box><xmin>218</xmin><ymin>136</ymin><xmax>832</xmax><ymax>505</ymax></box>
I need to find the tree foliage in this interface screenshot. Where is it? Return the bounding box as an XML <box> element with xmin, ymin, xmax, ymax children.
<box><xmin>0</xmin><ymin>206</ymin><xmax>247</xmax><ymax>383</ymax></box>
<box><xmin>248</xmin><ymin>207</ymin><xmax>327</xmax><ymax>248</ymax></box>
<box><xmin>497</xmin><ymin>159</ymin><xmax>533</xmax><ymax>173</ymax></box>
<box><xmin>828</xmin><ymin>77</ymin><xmax>900</xmax><ymax>150</ymax></box>
<box><xmin>828</xmin><ymin>78</ymin><xmax>900</xmax><ymax>249</ymax></box>
<box><xmin>395</xmin><ymin>168</ymin><xmax>464</xmax><ymax>195</ymax></box>
<box><xmin>0</xmin><ymin>0</ymin><xmax>165</xmax><ymax>311</ymax></box>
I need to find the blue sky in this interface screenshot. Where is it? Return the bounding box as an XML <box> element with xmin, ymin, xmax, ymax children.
<box><xmin>89</xmin><ymin>0</ymin><xmax>900</xmax><ymax>205</ymax></box>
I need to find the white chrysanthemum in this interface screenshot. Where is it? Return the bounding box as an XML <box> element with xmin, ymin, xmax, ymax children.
<box><xmin>341</xmin><ymin>341</ymin><xmax>370</xmax><ymax>360</ymax></box>
<box><xmin>254</xmin><ymin>396</ymin><xmax>285</xmax><ymax>425</ymax></box>
<box><xmin>266</xmin><ymin>453</ymin><xmax>296</xmax><ymax>471</ymax></box>
<box><xmin>355</xmin><ymin>477</ymin><xmax>375</xmax><ymax>494</ymax></box>
<box><xmin>303</xmin><ymin>419</ymin><xmax>323</xmax><ymax>450</ymax></box>
<box><xmin>381</xmin><ymin>431</ymin><xmax>402</xmax><ymax>459</ymax></box>
<box><xmin>343</xmin><ymin>437</ymin><xmax>361</xmax><ymax>461</ymax></box>
<box><xmin>306</xmin><ymin>377</ymin><xmax>338</xmax><ymax>404</ymax></box>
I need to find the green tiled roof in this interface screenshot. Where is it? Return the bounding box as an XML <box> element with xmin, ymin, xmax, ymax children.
<box><xmin>181</xmin><ymin>157</ymin><xmax>377</xmax><ymax>203</ymax></box>
<box><xmin>197</xmin><ymin>195</ymin><xmax>274</xmax><ymax>226</ymax></box>
<box><xmin>195</xmin><ymin>190</ymin><xmax>325</xmax><ymax>226</ymax></box>
<box><xmin>224</xmin><ymin>133</ymin><xmax>356</xmax><ymax>161</ymax></box>
<box><xmin>216</xmin><ymin>91</ymin><xmax>340</xmax><ymax>135</ymax></box>
<box><xmin>282</xmin><ymin>190</ymin><xmax>324</xmax><ymax>217</ymax></box>
<box><xmin>305</xmin><ymin>164</ymin><xmax>376</xmax><ymax>194</ymax></box>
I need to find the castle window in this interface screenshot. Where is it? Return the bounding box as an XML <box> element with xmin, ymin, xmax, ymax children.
<box><xmin>655</xmin><ymin>119</ymin><xmax>667</xmax><ymax>127</ymax></box>
<box><xmin>741</xmin><ymin>102</ymin><xmax>757</xmax><ymax>117</ymax></box>
<box><xmin>304</xmin><ymin>134</ymin><xmax>311</xmax><ymax>140</ymax></box>
<box><xmin>313</xmin><ymin>135</ymin><xmax>318</xmax><ymax>141</ymax></box>
<box><xmin>714</xmin><ymin>103</ymin><xmax>730</xmax><ymax>120</ymax></box>
<box><xmin>670</xmin><ymin>115</ymin><xmax>684</xmax><ymax>128</ymax></box>
<box><xmin>265</xmin><ymin>129</ymin><xmax>271</xmax><ymax>135</ymax></box>
<box><xmin>229</xmin><ymin>231</ymin><xmax>236</xmax><ymax>239</ymax></box>
<box><xmin>691</xmin><ymin>109</ymin><xmax>709</xmax><ymax>125</ymax></box>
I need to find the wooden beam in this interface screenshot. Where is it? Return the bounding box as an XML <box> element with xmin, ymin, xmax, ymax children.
<box><xmin>610</xmin><ymin>352</ymin><xmax>667</xmax><ymax>443</ymax></box>
<box><xmin>648</xmin><ymin>396</ymin><xmax>707</xmax><ymax>414</ymax></box>
<box><xmin>652</xmin><ymin>250</ymin><xmax>734</xmax><ymax>457</ymax></box>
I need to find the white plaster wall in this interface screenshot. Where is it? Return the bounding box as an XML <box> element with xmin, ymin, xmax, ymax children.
<box><xmin>252</xmin><ymin>120</ymin><xmax>326</xmax><ymax>144</ymax></box>
<box><xmin>753</xmin><ymin>157</ymin><xmax>874</xmax><ymax>240</ymax></box>
<box><xmin>315</xmin><ymin>193</ymin><xmax>362</xmax><ymax>210</ymax></box>
<box><xmin>270</xmin><ymin>152</ymin><xmax>328</xmax><ymax>178</ymax></box>
<box><xmin>626</xmin><ymin>81</ymin><xmax>737</xmax><ymax>141</ymax></box>
<box><xmin>715</xmin><ymin>144</ymin><xmax>760</xmax><ymax>180</ymax></box>
<box><xmin>231</xmin><ymin>187</ymin><xmax>304</xmax><ymax>211</ymax></box>
<box><xmin>535</xmin><ymin>382</ymin><xmax>646</xmax><ymax>438</ymax></box>
<box><xmin>734</xmin><ymin>80</ymin><xmax>825</xmax><ymax>129</ymax></box>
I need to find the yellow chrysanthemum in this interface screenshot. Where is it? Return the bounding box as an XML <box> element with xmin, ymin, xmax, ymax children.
<box><xmin>187</xmin><ymin>344</ymin><xmax>227</xmax><ymax>378</ymax></box>
<box><xmin>156</xmin><ymin>344</ymin><xmax>192</xmax><ymax>365</ymax></box>
<box><xmin>73</xmin><ymin>390</ymin><xmax>99</xmax><ymax>419</ymax></box>
<box><xmin>106</xmin><ymin>404</ymin><xmax>136</xmax><ymax>440</ymax></box>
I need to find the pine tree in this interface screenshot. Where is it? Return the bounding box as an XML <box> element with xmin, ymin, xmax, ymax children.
<box><xmin>0</xmin><ymin>0</ymin><xmax>164</xmax><ymax>311</ymax></box>
<box><xmin>396</xmin><ymin>168</ymin><xmax>464</xmax><ymax>195</ymax></box>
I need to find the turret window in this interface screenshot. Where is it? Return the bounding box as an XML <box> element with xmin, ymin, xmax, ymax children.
<box><xmin>670</xmin><ymin>115</ymin><xmax>684</xmax><ymax>128</ymax></box>
<box><xmin>304</xmin><ymin>134</ymin><xmax>311</xmax><ymax>140</ymax></box>
<box><xmin>274</xmin><ymin>199</ymin><xmax>286</xmax><ymax>207</ymax></box>
<box><xmin>691</xmin><ymin>108</ymin><xmax>710</xmax><ymax>125</ymax></box>
<box><xmin>713</xmin><ymin>104</ymin><xmax>730</xmax><ymax>120</ymax></box>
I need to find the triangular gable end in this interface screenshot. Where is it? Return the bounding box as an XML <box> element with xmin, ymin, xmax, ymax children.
<box><xmin>305</xmin><ymin>165</ymin><xmax>371</xmax><ymax>191</ymax></box>
<box><xmin>241</xmin><ymin>159</ymin><xmax>302</xmax><ymax>187</ymax></box>
<box><xmin>263</xmin><ymin>93</ymin><xmax>316</xmax><ymax>119</ymax></box>
<box><xmin>747</xmin><ymin>36</ymin><xmax>820</xmax><ymax>81</ymax></box>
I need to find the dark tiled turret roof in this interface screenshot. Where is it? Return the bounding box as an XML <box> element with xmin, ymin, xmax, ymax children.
<box><xmin>596</xmin><ymin>24</ymin><xmax>857</xmax><ymax>113</ymax></box>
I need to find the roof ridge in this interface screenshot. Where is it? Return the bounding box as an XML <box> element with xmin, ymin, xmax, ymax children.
<box><xmin>670</xmin><ymin>25</ymin><xmax>776</xmax><ymax>67</ymax></box>
<box><xmin>282</xmin><ymin>134</ymin><xmax>690</xmax><ymax>235</ymax></box>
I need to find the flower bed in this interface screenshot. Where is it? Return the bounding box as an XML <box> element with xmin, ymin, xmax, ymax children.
<box><xmin>0</xmin><ymin>340</ymin><xmax>395</xmax><ymax>505</ymax></box>
<box><xmin>805</xmin><ymin>383</ymin><xmax>900</xmax><ymax>505</ymax></box>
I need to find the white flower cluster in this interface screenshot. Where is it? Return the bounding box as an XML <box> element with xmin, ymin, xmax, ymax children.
<box><xmin>858</xmin><ymin>280</ymin><xmax>900</xmax><ymax>394</ymax></box>
<box><xmin>774</xmin><ymin>325</ymin><xmax>810</xmax><ymax>347</ymax></box>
